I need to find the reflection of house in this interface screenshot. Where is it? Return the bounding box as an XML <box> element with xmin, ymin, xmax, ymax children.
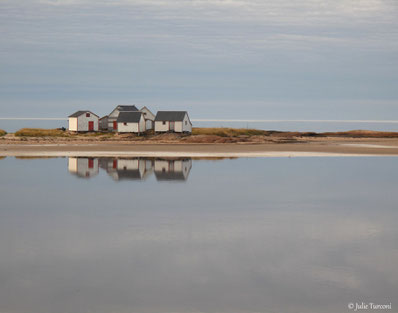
<box><xmin>108</xmin><ymin>105</ymin><xmax>138</xmax><ymax>132</ymax></box>
<box><xmin>117</xmin><ymin>112</ymin><xmax>146</xmax><ymax>134</ymax></box>
<box><xmin>154</xmin><ymin>111</ymin><xmax>192</xmax><ymax>133</ymax></box>
<box><xmin>101</xmin><ymin>158</ymin><xmax>154</xmax><ymax>181</ymax></box>
<box><xmin>68</xmin><ymin>157</ymin><xmax>99</xmax><ymax>178</ymax></box>
<box><xmin>140</xmin><ymin>106</ymin><xmax>155</xmax><ymax>130</ymax></box>
<box><xmin>68</xmin><ymin>111</ymin><xmax>99</xmax><ymax>132</ymax></box>
<box><xmin>154</xmin><ymin>158</ymin><xmax>192</xmax><ymax>181</ymax></box>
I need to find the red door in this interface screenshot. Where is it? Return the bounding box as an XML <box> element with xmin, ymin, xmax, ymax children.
<box><xmin>88</xmin><ymin>121</ymin><xmax>94</xmax><ymax>131</ymax></box>
<box><xmin>88</xmin><ymin>158</ymin><xmax>94</xmax><ymax>169</ymax></box>
<box><xmin>113</xmin><ymin>121</ymin><xmax>117</xmax><ymax>131</ymax></box>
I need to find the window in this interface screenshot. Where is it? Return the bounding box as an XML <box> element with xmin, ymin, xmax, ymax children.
<box><xmin>185</xmin><ymin>121</ymin><xmax>187</xmax><ymax>125</ymax></box>
<box><xmin>162</xmin><ymin>121</ymin><xmax>166</xmax><ymax>125</ymax></box>
<box><xmin>86</xmin><ymin>113</ymin><xmax>90</xmax><ymax>117</ymax></box>
<box><xmin>124</xmin><ymin>122</ymin><xmax>127</xmax><ymax>126</ymax></box>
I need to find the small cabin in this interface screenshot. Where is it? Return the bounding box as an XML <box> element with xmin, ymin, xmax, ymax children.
<box><xmin>99</xmin><ymin>115</ymin><xmax>108</xmax><ymax>131</ymax></box>
<box><xmin>154</xmin><ymin>111</ymin><xmax>192</xmax><ymax>133</ymax></box>
<box><xmin>68</xmin><ymin>111</ymin><xmax>99</xmax><ymax>132</ymax></box>
<box><xmin>116</xmin><ymin>111</ymin><xmax>146</xmax><ymax>133</ymax></box>
<box><xmin>140</xmin><ymin>106</ymin><xmax>155</xmax><ymax>130</ymax></box>
<box><xmin>108</xmin><ymin>105</ymin><xmax>138</xmax><ymax>132</ymax></box>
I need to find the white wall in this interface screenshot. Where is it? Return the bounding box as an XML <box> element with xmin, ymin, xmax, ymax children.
<box><xmin>77</xmin><ymin>113</ymin><xmax>99</xmax><ymax>132</ymax></box>
<box><xmin>155</xmin><ymin>121</ymin><xmax>169</xmax><ymax>132</ymax></box>
<box><xmin>117</xmin><ymin>115</ymin><xmax>145</xmax><ymax>133</ymax></box>
<box><xmin>68</xmin><ymin>117</ymin><xmax>78</xmax><ymax>131</ymax></box>
<box><xmin>182</xmin><ymin>114</ymin><xmax>192</xmax><ymax>133</ymax></box>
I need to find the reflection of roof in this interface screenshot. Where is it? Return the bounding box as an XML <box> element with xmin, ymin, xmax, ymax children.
<box><xmin>118</xmin><ymin>105</ymin><xmax>138</xmax><ymax>111</ymax></box>
<box><xmin>155</xmin><ymin>171</ymin><xmax>187</xmax><ymax>181</ymax></box>
<box><xmin>100</xmin><ymin>115</ymin><xmax>108</xmax><ymax>120</ymax></box>
<box><xmin>155</xmin><ymin>111</ymin><xmax>187</xmax><ymax>121</ymax></box>
<box><xmin>69</xmin><ymin>111</ymin><xmax>98</xmax><ymax>118</ymax></box>
<box><xmin>117</xmin><ymin>112</ymin><xmax>142</xmax><ymax>123</ymax></box>
<box><xmin>117</xmin><ymin>170</ymin><xmax>142</xmax><ymax>180</ymax></box>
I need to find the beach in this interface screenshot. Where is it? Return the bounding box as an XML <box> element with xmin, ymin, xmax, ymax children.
<box><xmin>2</xmin><ymin>137</ymin><xmax>398</xmax><ymax>157</ymax></box>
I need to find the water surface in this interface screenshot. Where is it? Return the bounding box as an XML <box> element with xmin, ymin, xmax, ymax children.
<box><xmin>0</xmin><ymin>156</ymin><xmax>397</xmax><ymax>313</ymax></box>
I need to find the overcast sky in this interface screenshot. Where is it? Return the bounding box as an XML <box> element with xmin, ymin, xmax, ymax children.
<box><xmin>0</xmin><ymin>0</ymin><xmax>397</xmax><ymax>119</ymax></box>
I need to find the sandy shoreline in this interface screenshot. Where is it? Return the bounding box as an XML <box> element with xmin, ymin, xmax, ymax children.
<box><xmin>2</xmin><ymin>138</ymin><xmax>398</xmax><ymax>158</ymax></box>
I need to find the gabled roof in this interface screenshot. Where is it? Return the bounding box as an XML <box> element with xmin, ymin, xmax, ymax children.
<box><xmin>118</xmin><ymin>105</ymin><xmax>138</xmax><ymax>111</ymax></box>
<box><xmin>155</xmin><ymin>111</ymin><xmax>188</xmax><ymax>121</ymax></box>
<box><xmin>68</xmin><ymin>111</ymin><xmax>98</xmax><ymax>118</ymax></box>
<box><xmin>99</xmin><ymin>115</ymin><xmax>108</xmax><ymax>120</ymax></box>
<box><xmin>117</xmin><ymin>111</ymin><xmax>143</xmax><ymax>123</ymax></box>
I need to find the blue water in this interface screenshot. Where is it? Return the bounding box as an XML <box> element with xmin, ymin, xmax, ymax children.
<box><xmin>2</xmin><ymin>119</ymin><xmax>398</xmax><ymax>132</ymax></box>
<box><xmin>0</xmin><ymin>156</ymin><xmax>397</xmax><ymax>313</ymax></box>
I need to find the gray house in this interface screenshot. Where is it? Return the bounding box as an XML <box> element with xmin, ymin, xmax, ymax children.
<box><xmin>108</xmin><ymin>105</ymin><xmax>139</xmax><ymax>132</ymax></box>
<box><xmin>154</xmin><ymin>111</ymin><xmax>192</xmax><ymax>133</ymax></box>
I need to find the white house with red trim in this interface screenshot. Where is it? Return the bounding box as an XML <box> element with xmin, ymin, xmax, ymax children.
<box><xmin>68</xmin><ymin>157</ymin><xmax>99</xmax><ymax>178</ymax></box>
<box><xmin>68</xmin><ymin>110</ymin><xmax>99</xmax><ymax>132</ymax></box>
<box><xmin>154</xmin><ymin>111</ymin><xmax>192</xmax><ymax>133</ymax></box>
<box><xmin>107</xmin><ymin>105</ymin><xmax>139</xmax><ymax>132</ymax></box>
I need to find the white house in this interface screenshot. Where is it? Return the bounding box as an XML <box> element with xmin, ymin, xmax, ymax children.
<box><xmin>140</xmin><ymin>106</ymin><xmax>155</xmax><ymax>130</ymax></box>
<box><xmin>154</xmin><ymin>158</ymin><xmax>192</xmax><ymax>181</ymax></box>
<box><xmin>68</xmin><ymin>111</ymin><xmax>99</xmax><ymax>132</ymax></box>
<box><xmin>108</xmin><ymin>105</ymin><xmax>139</xmax><ymax>132</ymax></box>
<box><xmin>154</xmin><ymin>111</ymin><xmax>192</xmax><ymax>133</ymax></box>
<box><xmin>116</xmin><ymin>112</ymin><xmax>146</xmax><ymax>133</ymax></box>
<box><xmin>68</xmin><ymin>157</ymin><xmax>99</xmax><ymax>178</ymax></box>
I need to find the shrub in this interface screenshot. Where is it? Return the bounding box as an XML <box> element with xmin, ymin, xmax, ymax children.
<box><xmin>0</xmin><ymin>129</ymin><xmax>6</xmax><ymax>137</ymax></box>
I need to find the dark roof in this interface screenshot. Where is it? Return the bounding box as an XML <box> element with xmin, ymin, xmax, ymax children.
<box><xmin>117</xmin><ymin>111</ymin><xmax>143</xmax><ymax>123</ymax></box>
<box><xmin>68</xmin><ymin>110</ymin><xmax>98</xmax><ymax>118</ymax></box>
<box><xmin>117</xmin><ymin>170</ymin><xmax>143</xmax><ymax>180</ymax></box>
<box><xmin>118</xmin><ymin>105</ymin><xmax>138</xmax><ymax>111</ymax></box>
<box><xmin>155</xmin><ymin>111</ymin><xmax>187</xmax><ymax>121</ymax></box>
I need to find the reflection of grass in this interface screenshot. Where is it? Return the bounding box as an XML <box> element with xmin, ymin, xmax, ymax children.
<box><xmin>0</xmin><ymin>129</ymin><xmax>7</xmax><ymax>137</ymax></box>
<box><xmin>0</xmin><ymin>156</ymin><xmax>6</xmax><ymax>160</ymax></box>
<box><xmin>192</xmin><ymin>128</ymin><xmax>266</xmax><ymax>137</ymax></box>
<box><xmin>15</xmin><ymin>156</ymin><xmax>59</xmax><ymax>159</ymax></box>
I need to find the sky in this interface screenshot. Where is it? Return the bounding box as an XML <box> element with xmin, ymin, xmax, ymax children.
<box><xmin>0</xmin><ymin>0</ymin><xmax>397</xmax><ymax>119</ymax></box>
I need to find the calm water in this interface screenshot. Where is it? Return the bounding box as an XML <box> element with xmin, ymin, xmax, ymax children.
<box><xmin>2</xmin><ymin>119</ymin><xmax>398</xmax><ymax>132</ymax></box>
<box><xmin>0</xmin><ymin>156</ymin><xmax>397</xmax><ymax>313</ymax></box>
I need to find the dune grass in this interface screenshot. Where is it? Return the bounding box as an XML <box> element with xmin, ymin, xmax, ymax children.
<box><xmin>15</xmin><ymin>128</ymin><xmax>69</xmax><ymax>137</ymax></box>
<box><xmin>0</xmin><ymin>129</ymin><xmax>6</xmax><ymax>137</ymax></box>
<box><xmin>14</xmin><ymin>128</ymin><xmax>116</xmax><ymax>137</ymax></box>
<box><xmin>192</xmin><ymin>127</ymin><xmax>267</xmax><ymax>137</ymax></box>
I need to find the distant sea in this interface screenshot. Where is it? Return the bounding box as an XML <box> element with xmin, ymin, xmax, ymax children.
<box><xmin>1</xmin><ymin>118</ymin><xmax>398</xmax><ymax>133</ymax></box>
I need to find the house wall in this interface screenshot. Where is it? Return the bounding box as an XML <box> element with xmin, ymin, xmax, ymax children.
<box><xmin>182</xmin><ymin>114</ymin><xmax>192</xmax><ymax>133</ymax></box>
<box><xmin>117</xmin><ymin>116</ymin><xmax>146</xmax><ymax>133</ymax></box>
<box><xmin>145</xmin><ymin>120</ymin><xmax>153</xmax><ymax>130</ymax></box>
<box><xmin>68</xmin><ymin>117</ymin><xmax>78</xmax><ymax>131</ymax></box>
<box><xmin>174</xmin><ymin>121</ymin><xmax>183</xmax><ymax>132</ymax></box>
<box><xmin>155</xmin><ymin>121</ymin><xmax>169</xmax><ymax>132</ymax></box>
<box><xmin>108</xmin><ymin>108</ymin><xmax>121</xmax><ymax>131</ymax></box>
<box><xmin>77</xmin><ymin>114</ymin><xmax>99</xmax><ymax>132</ymax></box>
<box><xmin>99</xmin><ymin>117</ymin><xmax>108</xmax><ymax>130</ymax></box>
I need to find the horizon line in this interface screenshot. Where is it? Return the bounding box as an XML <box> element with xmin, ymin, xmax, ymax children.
<box><xmin>1</xmin><ymin>118</ymin><xmax>398</xmax><ymax>123</ymax></box>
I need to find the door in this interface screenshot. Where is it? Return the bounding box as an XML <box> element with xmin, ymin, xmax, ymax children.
<box><xmin>169</xmin><ymin>121</ymin><xmax>175</xmax><ymax>131</ymax></box>
<box><xmin>113</xmin><ymin>121</ymin><xmax>117</xmax><ymax>131</ymax></box>
<box><xmin>88</xmin><ymin>121</ymin><xmax>94</xmax><ymax>131</ymax></box>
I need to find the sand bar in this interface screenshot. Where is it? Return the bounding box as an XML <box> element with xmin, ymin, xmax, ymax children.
<box><xmin>2</xmin><ymin>140</ymin><xmax>398</xmax><ymax>158</ymax></box>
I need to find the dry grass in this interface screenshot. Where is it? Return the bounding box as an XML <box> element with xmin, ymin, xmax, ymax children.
<box><xmin>192</xmin><ymin>127</ymin><xmax>267</xmax><ymax>137</ymax></box>
<box><xmin>15</xmin><ymin>128</ymin><xmax>69</xmax><ymax>137</ymax></box>
<box><xmin>14</xmin><ymin>128</ymin><xmax>115</xmax><ymax>138</ymax></box>
<box><xmin>0</xmin><ymin>129</ymin><xmax>7</xmax><ymax>137</ymax></box>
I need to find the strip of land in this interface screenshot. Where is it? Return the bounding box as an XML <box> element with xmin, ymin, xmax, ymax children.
<box><xmin>1</xmin><ymin>128</ymin><xmax>398</xmax><ymax>157</ymax></box>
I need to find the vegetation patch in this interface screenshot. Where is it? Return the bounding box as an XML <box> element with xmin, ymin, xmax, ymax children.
<box><xmin>0</xmin><ymin>129</ymin><xmax>7</xmax><ymax>137</ymax></box>
<box><xmin>192</xmin><ymin>127</ymin><xmax>267</xmax><ymax>137</ymax></box>
<box><xmin>15</xmin><ymin>128</ymin><xmax>69</xmax><ymax>137</ymax></box>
